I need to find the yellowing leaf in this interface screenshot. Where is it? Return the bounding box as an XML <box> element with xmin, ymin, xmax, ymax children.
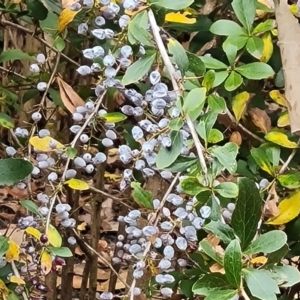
<box><xmin>266</xmin><ymin>191</ymin><xmax>300</xmax><ymax>225</ymax></box>
<box><xmin>41</xmin><ymin>250</ymin><xmax>52</xmax><ymax>275</ymax></box>
<box><xmin>47</xmin><ymin>224</ymin><xmax>62</xmax><ymax>247</ymax></box>
<box><xmin>29</xmin><ymin>136</ymin><xmax>64</xmax><ymax>152</ymax></box>
<box><xmin>10</xmin><ymin>276</ymin><xmax>25</xmax><ymax>285</ymax></box>
<box><xmin>77</xmin><ymin>222</ymin><xmax>87</xmax><ymax>231</ymax></box>
<box><xmin>265</xmin><ymin>131</ymin><xmax>298</xmax><ymax>148</ymax></box>
<box><xmin>65</xmin><ymin>178</ymin><xmax>89</xmax><ymax>190</ymax></box>
<box><xmin>25</xmin><ymin>227</ymin><xmax>41</xmax><ymax>240</ymax></box>
<box><xmin>289</xmin><ymin>4</ymin><xmax>298</xmax><ymax>15</ymax></box>
<box><xmin>231</xmin><ymin>91</ymin><xmax>251</xmax><ymax>122</ymax></box>
<box><xmin>104</xmin><ymin>172</ymin><xmax>121</xmax><ymax>181</ymax></box>
<box><xmin>260</xmin><ymin>32</ymin><xmax>273</xmax><ymax>62</ymax></box>
<box><xmin>6</xmin><ymin>240</ymin><xmax>19</xmax><ymax>262</ymax></box>
<box><xmin>124</xmin><ymin>5</ymin><xmax>148</xmax><ymax>16</ymax></box>
<box><xmin>277</xmin><ymin>111</ymin><xmax>290</xmax><ymax>127</ymax></box>
<box><xmin>0</xmin><ymin>279</ymin><xmax>9</xmax><ymax>297</ymax></box>
<box><xmin>256</xmin><ymin>0</ymin><xmax>274</xmax><ymax>18</ymax></box>
<box><xmin>250</xmin><ymin>256</ymin><xmax>267</xmax><ymax>265</ymax></box>
<box><xmin>269</xmin><ymin>90</ymin><xmax>288</xmax><ymax>107</ymax></box>
<box><xmin>57</xmin><ymin>8</ymin><xmax>81</xmax><ymax>32</ymax></box>
<box><xmin>165</xmin><ymin>11</ymin><xmax>196</xmax><ymax>24</ymax></box>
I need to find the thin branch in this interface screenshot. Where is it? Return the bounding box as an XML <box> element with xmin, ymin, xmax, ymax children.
<box><xmin>128</xmin><ymin>173</ymin><xmax>180</xmax><ymax>300</ymax></box>
<box><xmin>279</xmin><ymin>138</ymin><xmax>300</xmax><ymax>174</ymax></box>
<box><xmin>11</xmin><ymin>261</ymin><xmax>29</xmax><ymax>300</ymax></box>
<box><xmin>148</xmin><ymin>9</ymin><xmax>208</xmax><ymax>176</ymax></box>
<box><xmin>0</xmin><ymin>66</ymin><xmax>27</xmax><ymax>80</ymax></box>
<box><xmin>0</xmin><ymin>20</ymin><xmax>80</xmax><ymax>67</ymax></box>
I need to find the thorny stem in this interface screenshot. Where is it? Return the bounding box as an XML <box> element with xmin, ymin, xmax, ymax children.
<box><xmin>148</xmin><ymin>9</ymin><xmax>208</xmax><ymax>177</ymax></box>
<box><xmin>128</xmin><ymin>173</ymin><xmax>181</xmax><ymax>300</ymax></box>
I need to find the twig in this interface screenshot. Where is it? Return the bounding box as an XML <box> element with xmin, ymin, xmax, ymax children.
<box><xmin>148</xmin><ymin>9</ymin><xmax>208</xmax><ymax>176</ymax></box>
<box><xmin>72</xmin><ymin>228</ymin><xmax>131</xmax><ymax>290</ymax></box>
<box><xmin>278</xmin><ymin>138</ymin><xmax>300</xmax><ymax>174</ymax></box>
<box><xmin>0</xmin><ymin>20</ymin><xmax>80</xmax><ymax>67</ymax></box>
<box><xmin>128</xmin><ymin>173</ymin><xmax>180</xmax><ymax>300</ymax></box>
<box><xmin>11</xmin><ymin>261</ymin><xmax>29</xmax><ymax>300</ymax></box>
<box><xmin>0</xmin><ymin>66</ymin><xmax>27</xmax><ymax>80</ymax></box>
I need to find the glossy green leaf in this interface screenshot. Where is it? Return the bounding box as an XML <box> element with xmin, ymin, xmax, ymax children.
<box><xmin>251</xmin><ymin>147</ymin><xmax>274</xmax><ymax>176</ymax></box>
<box><xmin>212</xmin><ymin>71</ymin><xmax>229</xmax><ymax>87</ymax></box>
<box><xmin>48</xmin><ymin>246</ymin><xmax>73</xmax><ymax>257</ymax></box>
<box><xmin>199</xmin><ymin>240</ymin><xmax>223</xmax><ymax>265</ymax></box>
<box><xmin>131</xmin><ymin>182</ymin><xmax>153</xmax><ymax>209</ymax></box>
<box><xmin>156</xmin><ymin>130</ymin><xmax>183</xmax><ymax>169</ymax></box>
<box><xmin>205</xmin><ymin>290</ymin><xmax>238</xmax><ymax>300</ymax></box>
<box><xmin>65</xmin><ymin>147</ymin><xmax>77</xmax><ymax>159</ymax></box>
<box><xmin>0</xmin><ymin>49</ymin><xmax>33</xmax><ymax>63</ymax></box>
<box><xmin>205</xmin><ymin>221</ymin><xmax>235</xmax><ymax>244</ymax></box>
<box><xmin>202</xmin><ymin>70</ymin><xmax>215</xmax><ymax>91</ymax></box>
<box><xmin>122</xmin><ymin>53</ymin><xmax>156</xmax><ymax>85</ymax></box>
<box><xmin>53</xmin><ymin>36</ymin><xmax>66</xmax><ymax>52</ymax></box>
<box><xmin>187</xmin><ymin>52</ymin><xmax>206</xmax><ymax>75</ymax></box>
<box><xmin>214</xmin><ymin>182</ymin><xmax>239</xmax><ymax>198</ymax></box>
<box><xmin>149</xmin><ymin>0</ymin><xmax>193</xmax><ymax>10</ymax></box>
<box><xmin>268</xmin><ymin>265</ymin><xmax>300</xmax><ymax>288</ymax></box>
<box><xmin>210</xmin><ymin>19</ymin><xmax>245</xmax><ymax>36</ymax></box>
<box><xmin>278</xmin><ymin>171</ymin><xmax>300</xmax><ymax>189</ymax></box>
<box><xmin>168</xmin><ymin>38</ymin><xmax>189</xmax><ymax>74</ymax></box>
<box><xmin>165</xmin><ymin>156</ymin><xmax>198</xmax><ymax>172</ymax></box>
<box><xmin>210</xmin><ymin>142</ymin><xmax>239</xmax><ymax>174</ymax></box>
<box><xmin>231</xmin><ymin>178</ymin><xmax>262</xmax><ymax>249</ymax></box>
<box><xmin>235</xmin><ymin>62</ymin><xmax>275</xmax><ymax>79</ymax></box>
<box><xmin>243</xmin><ymin>268</ymin><xmax>280</xmax><ymax>300</ymax></box>
<box><xmin>223</xmin><ymin>42</ymin><xmax>237</xmax><ymax>65</ymax></box>
<box><xmin>183</xmin><ymin>87</ymin><xmax>206</xmax><ymax>115</ymax></box>
<box><xmin>224</xmin><ymin>35</ymin><xmax>248</xmax><ymax>51</ymax></box>
<box><xmin>26</xmin><ymin>0</ymin><xmax>48</xmax><ymax>20</ymax></box>
<box><xmin>246</xmin><ymin>36</ymin><xmax>263</xmax><ymax>59</ymax></box>
<box><xmin>207</xmin><ymin>129</ymin><xmax>224</xmax><ymax>144</ymax></box>
<box><xmin>207</xmin><ymin>95</ymin><xmax>226</xmax><ymax>113</ymax></box>
<box><xmin>245</xmin><ymin>231</ymin><xmax>287</xmax><ymax>255</ymax></box>
<box><xmin>0</xmin><ymin>236</ymin><xmax>9</xmax><ymax>257</ymax></box>
<box><xmin>224</xmin><ymin>240</ymin><xmax>242</xmax><ymax>287</ymax></box>
<box><xmin>0</xmin><ymin>159</ymin><xmax>33</xmax><ymax>186</ymax></box>
<box><xmin>180</xmin><ymin>177</ymin><xmax>209</xmax><ymax>196</ymax></box>
<box><xmin>252</xmin><ymin>19</ymin><xmax>276</xmax><ymax>35</ymax></box>
<box><xmin>102</xmin><ymin>112</ymin><xmax>127</xmax><ymax>123</ymax></box>
<box><xmin>231</xmin><ymin>0</ymin><xmax>256</xmax><ymax>33</ymax></box>
<box><xmin>200</xmin><ymin>56</ymin><xmax>228</xmax><ymax>70</ymax></box>
<box><xmin>224</xmin><ymin>71</ymin><xmax>243</xmax><ymax>91</ymax></box>
<box><xmin>0</xmin><ymin>113</ymin><xmax>14</xmax><ymax>129</ymax></box>
<box><xmin>20</xmin><ymin>200</ymin><xmax>41</xmax><ymax>216</ymax></box>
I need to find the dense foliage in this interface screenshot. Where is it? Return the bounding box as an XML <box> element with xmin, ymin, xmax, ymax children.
<box><xmin>1</xmin><ymin>0</ymin><xmax>300</xmax><ymax>299</ymax></box>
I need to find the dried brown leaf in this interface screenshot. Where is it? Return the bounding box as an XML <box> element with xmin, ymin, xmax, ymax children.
<box><xmin>57</xmin><ymin>77</ymin><xmax>85</xmax><ymax>113</ymax></box>
<box><xmin>274</xmin><ymin>0</ymin><xmax>300</xmax><ymax>134</ymax></box>
<box><xmin>264</xmin><ymin>183</ymin><xmax>279</xmax><ymax>217</ymax></box>
<box><xmin>229</xmin><ymin>131</ymin><xmax>242</xmax><ymax>146</ymax></box>
<box><xmin>248</xmin><ymin>107</ymin><xmax>271</xmax><ymax>133</ymax></box>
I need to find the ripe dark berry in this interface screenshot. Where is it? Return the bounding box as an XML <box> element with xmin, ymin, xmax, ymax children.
<box><xmin>40</xmin><ymin>234</ymin><xmax>48</xmax><ymax>244</ymax></box>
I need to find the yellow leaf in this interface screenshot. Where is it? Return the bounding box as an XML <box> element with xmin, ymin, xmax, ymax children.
<box><xmin>265</xmin><ymin>131</ymin><xmax>298</xmax><ymax>148</ymax></box>
<box><xmin>65</xmin><ymin>178</ymin><xmax>89</xmax><ymax>190</ymax></box>
<box><xmin>77</xmin><ymin>222</ymin><xmax>87</xmax><ymax>231</ymax></box>
<box><xmin>10</xmin><ymin>276</ymin><xmax>25</xmax><ymax>285</ymax></box>
<box><xmin>57</xmin><ymin>8</ymin><xmax>81</xmax><ymax>32</ymax></box>
<box><xmin>47</xmin><ymin>224</ymin><xmax>62</xmax><ymax>247</ymax></box>
<box><xmin>104</xmin><ymin>172</ymin><xmax>121</xmax><ymax>181</ymax></box>
<box><xmin>271</xmin><ymin>29</ymin><xmax>278</xmax><ymax>36</ymax></box>
<box><xmin>289</xmin><ymin>4</ymin><xmax>298</xmax><ymax>15</ymax></box>
<box><xmin>40</xmin><ymin>250</ymin><xmax>52</xmax><ymax>275</ymax></box>
<box><xmin>266</xmin><ymin>191</ymin><xmax>300</xmax><ymax>225</ymax></box>
<box><xmin>165</xmin><ymin>11</ymin><xmax>196</xmax><ymax>24</ymax></box>
<box><xmin>277</xmin><ymin>111</ymin><xmax>290</xmax><ymax>127</ymax></box>
<box><xmin>6</xmin><ymin>240</ymin><xmax>19</xmax><ymax>262</ymax></box>
<box><xmin>29</xmin><ymin>136</ymin><xmax>64</xmax><ymax>152</ymax></box>
<box><xmin>25</xmin><ymin>227</ymin><xmax>41</xmax><ymax>240</ymax></box>
<box><xmin>269</xmin><ymin>90</ymin><xmax>288</xmax><ymax>107</ymax></box>
<box><xmin>250</xmin><ymin>256</ymin><xmax>267</xmax><ymax>265</ymax></box>
<box><xmin>231</xmin><ymin>91</ymin><xmax>251</xmax><ymax>122</ymax></box>
<box><xmin>0</xmin><ymin>279</ymin><xmax>9</xmax><ymax>298</ymax></box>
<box><xmin>256</xmin><ymin>0</ymin><xmax>274</xmax><ymax>18</ymax></box>
<box><xmin>260</xmin><ymin>32</ymin><xmax>273</xmax><ymax>63</ymax></box>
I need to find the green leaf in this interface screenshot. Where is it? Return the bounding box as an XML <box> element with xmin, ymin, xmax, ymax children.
<box><xmin>200</xmin><ymin>56</ymin><xmax>228</xmax><ymax>70</ymax></box>
<box><xmin>102</xmin><ymin>112</ymin><xmax>127</xmax><ymax>123</ymax></box>
<box><xmin>235</xmin><ymin>62</ymin><xmax>275</xmax><ymax>80</ymax></box>
<box><xmin>168</xmin><ymin>117</ymin><xmax>184</xmax><ymax>131</ymax></box>
<box><xmin>0</xmin><ymin>236</ymin><xmax>9</xmax><ymax>257</ymax></box>
<box><xmin>65</xmin><ymin>147</ymin><xmax>77</xmax><ymax>159</ymax></box>
<box><xmin>0</xmin><ymin>158</ymin><xmax>33</xmax><ymax>186</ymax></box>
<box><xmin>214</xmin><ymin>182</ymin><xmax>239</xmax><ymax>198</ymax></box>
<box><xmin>149</xmin><ymin>0</ymin><xmax>193</xmax><ymax>10</ymax></box>
<box><xmin>48</xmin><ymin>88</ymin><xmax>64</xmax><ymax>107</ymax></box>
<box><xmin>199</xmin><ymin>240</ymin><xmax>223</xmax><ymax>265</ymax></box>
<box><xmin>53</xmin><ymin>36</ymin><xmax>66</xmax><ymax>52</ymax></box>
<box><xmin>267</xmin><ymin>244</ymin><xmax>289</xmax><ymax>265</ymax></box>
<box><xmin>278</xmin><ymin>171</ymin><xmax>300</xmax><ymax>189</ymax></box>
<box><xmin>246</xmin><ymin>36</ymin><xmax>263</xmax><ymax>59</ymax></box>
<box><xmin>26</xmin><ymin>0</ymin><xmax>48</xmax><ymax>20</ymax></box>
<box><xmin>7</xmin><ymin>290</ymin><xmax>19</xmax><ymax>300</ymax></box>
<box><xmin>204</xmin><ymin>221</ymin><xmax>235</xmax><ymax>244</ymax></box>
<box><xmin>268</xmin><ymin>265</ymin><xmax>300</xmax><ymax>288</ymax></box>
<box><xmin>180</xmin><ymin>177</ymin><xmax>209</xmax><ymax>196</ymax></box>
<box><xmin>156</xmin><ymin>130</ymin><xmax>183</xmax><ymax>169</ymax></box>
<box><xmin>0</xmin><ymin>112</ymin><xmax>14</xmax><ymax>129</ymax></box>
<box><xmin>0</xmin><ymin>49</ymin><xmax>33</xmax><ymax>63</ymax></box>
<box><xmin>19</xmin><ymin>200</ymin><xmax>41</xmax><ymax>216</ymax></box>
<box><xmin>183</xmin><ymin>87</ymin><xmax>206</xmax><ymax>115</ymax></box>
<box><xmin>243</xmin><ymin>268</ymin><xmax>280</xmax><ymax>300</ymax></box>
<box><xmin>223</xmin><ymin>42</ymin><xmax>237</xmax><ymax>65</ymax></box>
<box><xmin>224</xmin><ymin>240</ymin><xmax>242</xmax><ymax>287</ymax></box>
<box><xmin>245</xmin><ymin>231</ymin><xmax>287</xmax><ymax>255</ymax></box>
<box><xmin>193</xmin><ymin>273</ymin><xmax>231</xmax><ymax>295</ymax></box>
<box><xmin>224</xmin><ymin>71</ymin><xmax>243</xmax><ymax>91</ymax></box>
<box><xmin>130</xmin><ymin>182</ymin><xmax>153</xmax><ymax>209</ymax></box>
<box><xmin>168</xmin><ymin>38</ymin><xmax>189</xmax><ymax>75</ymax></box>
<box><xmin>212</xmin><ymin>71</ymin><xmax>229</xmax><ymax>87</ymax></box>
<box><xmin>205</xmin><ymin>290</ymin><xmax>238</xmax><ymax>300</ymax></box>
<box><xmin>251</xmin><ymin>147</ymin><xmax>274</xmax><ymax>176</ymax></box>
<box><xmin>48</xmin><ymin>224</ymin><xmax>62</xmax><ymax>247</ymax></box>
<box><xmin>179</xmin><ymin>278</ymin><xmax>197</xmax><ymax>298</ymax></box>
<box><xmin>210</xmin><ymin>142</ymin><xmax>239</xmax><ymax>174</ymax></box>
<box><xmin>202</xmin><ymin>70</ymin><xmax>216</xmax><ymax>91</ymax></box>
<box><xmin>187</xmin><ymin>52</ymin><xmax>206</xmax><ymax>76</ymax></box>
<box><xmin>122</xmin><ymin>53</ymin><xmax>156</xmax><ymax>85</ymax></box>
<box><xmin>231</xmin><ymin>178</ymin><xmax>262</xmax><ymax>249</ymax></box>
<box><xmin>165</xmin><ymin>156</ymin><xmax>198</xmax><ymax>172</ymax></box>
<box><xmin>210</xmin><ymin>19</ymin><xmax>245</xmax><ymax>36</ymax></box>
<box><xmin>207</xmin><ymin>129</ymin><xmax>223</xmax><ymax>144</ymax></box>
<box><xmin>231</xmin><ymin>0</ymin><xmax>256</xmax><ymax>34</ymax></box>
<box><xmin>48</xmin><ymin>246</ymin><xmax>73</xmax><ymax>257</ymax></box>
<box><xmin>207</xmin><ymin>95</ymin><xmax>226</xmax><ymax>113</ymax></box>
<box><xmin>224</xmin><ymin>35</ymin><xmax>249</xmax><ymax>51</ymax></box>
<box><xmin>252</xmin><ymin>19</ymin><xmax>276</xmax><ymax>35</ymax></box>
